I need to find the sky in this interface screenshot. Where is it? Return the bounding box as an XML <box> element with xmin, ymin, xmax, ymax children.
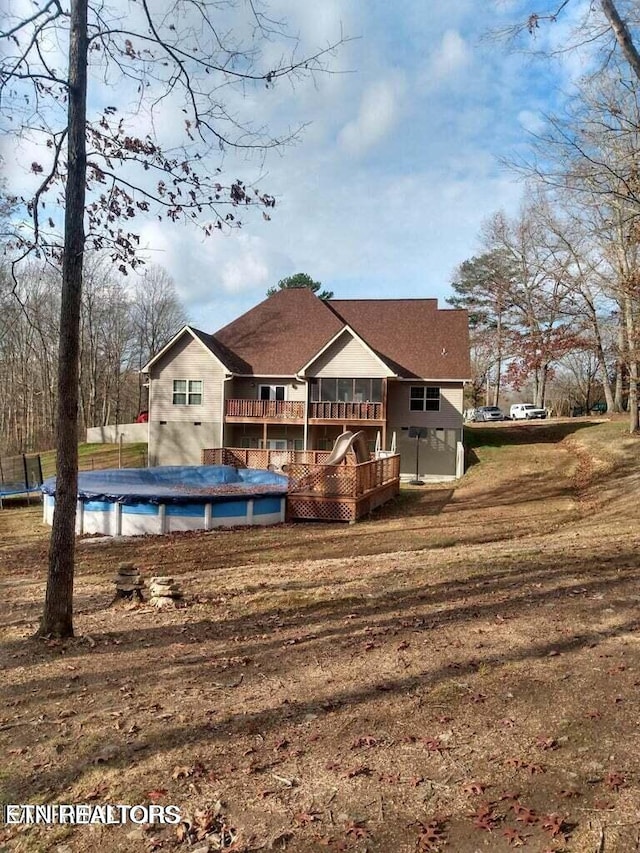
<box><xmin>3</xmin><ymin>0</ymin><xmax>595</xmax><ymax>332</ymax></box>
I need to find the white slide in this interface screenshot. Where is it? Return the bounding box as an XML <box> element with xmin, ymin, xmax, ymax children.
<box><xmin>324</xmin><ymin>430</ymin><xmax>369</xmax><ymax>465</ymax></box>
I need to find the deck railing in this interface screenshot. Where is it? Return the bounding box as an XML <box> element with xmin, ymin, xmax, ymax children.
<box><xmin>225</xmin><ymin>399</ymin><xmax>305</xmax><ymax>419</ymax></box>
<box><xmin>202</xmin><ymin>447</ymin><xmax>400</xmax><ymax>499</ymax></box>
<box><xmin>203</xmin><ymin>447</ymin><xmax>333</xmax><ymax>468</ymax></box>
<box><xmin>285</xmin><ymin>454</ymin><xmax>400</xmax><ymax>497</ymax></box>
<box><xmin>225</xmin><ymin>399</ymin><xmax>383</xmax><ymax>421</ymax></box>
<box><xmin>308</xmin><ymin>401</ymin><xmax>383</xmax><ymax>420</ymax></box>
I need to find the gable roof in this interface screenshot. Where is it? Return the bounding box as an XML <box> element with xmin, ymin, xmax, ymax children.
<box><xmin>327</xmin><ymin>299</ymin><xmax>470</xmax><ymax>379</ymax></box>
<box><xmin>141</xmin><ymin>325</ymin><xmax>234</xmax><ymax>373</ymax></box>
<box><xmin>146</xmin><ymin>289</ymin><xmax>470</xmax><ymax>380</ymax></box>
<box><xmin>213</xmin><ymin>288</ymin><xmax>343</xmax><ymax>375</ymax></box>
<box><xmin>298</xmin><ymin>324</ymin><xmax>397</xmax><ymax>377</ymax></box>
<box><xmin>188</xmin><ymin>327</ymin><xmax>251</xmax><ymax>374</ymax></box>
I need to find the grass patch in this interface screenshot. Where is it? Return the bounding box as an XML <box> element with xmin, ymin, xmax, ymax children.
<box><xmin>40</xmin><ymin>442</ymin><xmax>148</xmax><ymax>478</ymax></box>
<box><xmin>2</xmin><ymin>420</ymin><xmax>640</xmax><ymax>852</ymax></box>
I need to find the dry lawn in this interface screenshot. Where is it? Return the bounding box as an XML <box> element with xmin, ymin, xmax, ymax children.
<box><xmin>1</xmin><ymin>419</ymin><xmax>639</xmax><ymax>853</ymax></box>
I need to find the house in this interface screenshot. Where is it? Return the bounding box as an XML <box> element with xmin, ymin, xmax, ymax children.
<box><xmin>142</xmin><ymin>289</ymin><xmax>470</xmax><ymax>480</ymax></box>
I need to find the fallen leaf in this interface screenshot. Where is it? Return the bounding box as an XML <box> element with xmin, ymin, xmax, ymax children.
<box><xmin>351</xmin><ymin>735</ymin><xmax>378</xmax><ymax>749</ymax></box>
<box><xmin>605</xmin><ymin>771</ymin><xmax>626</xmax><ymax>791</ymax></box>
<box><xmin>462</xmin><ymin>781</ymin><xmax>488</xmax><ymax>796</ymax></box>
<box><xmin>294</xmin><ymin>811</ymin><xmax>320</xmax><ymax>826</ymax></box>
<box><xmin>147</xmin><ymin>789</ymin><xmax>167</xmax><ymax>802</ymax></box>
<box><xmin>345</xmin><ymin>820</ymin><xmax>370</xmax><ymax>840</ymax></box>
<box><xmin>343</xmin><ymin>765</ymin><xmax>373</xmax><ymax>779</ymax></box>
<box><xmin>503</xmin><ymin>827</ymin><xmax>528</xmax><ymax>847</ymax></box>
<box><xmin>416</xmin><ymin>817</ymin><xmax>448</xmax><ymax>851</ymax></box>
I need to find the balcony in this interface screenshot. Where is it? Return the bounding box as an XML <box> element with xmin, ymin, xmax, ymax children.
<box><xmin>225</xmin><ymin>399</ymin><xmax>304</xmax><ymax>422</ymax></box>
<box><xmin>225</xmin><ymin>399</ymin><xmax>384</xmax><ymax>423</ymax></box>
<box><xmin>309</xmin><ymin>401</ymin><xmax>383</xmax><ymax>421</ymax></box>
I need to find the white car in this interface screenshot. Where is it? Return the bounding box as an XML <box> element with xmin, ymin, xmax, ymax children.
<box><xmin>510</xmin><ymin>403</ymin><xmax>547</xmax><ymax>420</ymax></box>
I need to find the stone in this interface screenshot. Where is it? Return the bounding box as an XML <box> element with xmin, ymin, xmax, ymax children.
<box><xmin>152</xmin><ymin>596</ymin><xmax>178</xmax><ymax>609</ymax></box>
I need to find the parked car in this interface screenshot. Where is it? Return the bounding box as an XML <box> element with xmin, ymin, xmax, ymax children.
<box><xmin>474</xmin><ymin>406</ymin><xmax>506</xmax><ymax>422</ymax></box>
<box><xmin>510</xmin><ymin>403</ymin><xmax>547</xmax><ymax>420</ymax></box>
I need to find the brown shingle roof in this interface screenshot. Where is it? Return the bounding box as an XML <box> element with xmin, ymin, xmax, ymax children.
<box><xmin>327</xmin><ymin>299</ymin><xmax>471</xmax><ymax>379</ymax></box>
<box><xmin>212</xmin><ymin>288</ymin><xmax>343</xmax><ymax>375</ymax></box>
<box><xmin>205</xmin><ymin>289</ymin><xmax>470</xmax><ymax>379</ymax></box>
<box><xmin>189</xmin><ymin>327</ymin><xmax>251</xmax><ymax>374</ymax></box>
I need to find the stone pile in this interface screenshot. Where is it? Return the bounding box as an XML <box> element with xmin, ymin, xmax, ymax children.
<box><xmin>149</xmin><ymin>576</ymin><xmax>183</xmax><ymax>609</ymax></box>
<box><xmin>112</xmin><ymin>563</ymin><xmax>145</xmax><ymax>603</ymax></box>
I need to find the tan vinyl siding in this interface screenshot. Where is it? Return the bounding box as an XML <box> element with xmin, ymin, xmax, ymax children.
<box><xmin>386</xmin><ymin>380</ymin><xmax>463</xmax><ymax>478</ymax></box>
<box><xmin>149</xmin><ymin>333</ymin><xmax>225</xmax><ymax>423</ymax></box>
<box><xmin>148</xmin><ymin>422</ymin><xmax>220</xmax><ymax>467</ymax></box>
<box><xmin>229</xmin><ymin>377</ymin><xmax>307</xmax><ymax>402</ymax></box>
<box><xmin>307</xmin><ymin>332</ymin><xmax>393</xmax><ymax>378</ymax></box>
<box><xmin>386</xmin><ymin>382</ymin><xmax>464</xmax><ymax>431</ymax></box>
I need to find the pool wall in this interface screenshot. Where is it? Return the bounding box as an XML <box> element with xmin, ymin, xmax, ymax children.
<box><xmin>43</xmin><ymin>494</ymin><xmax>286</xmax><ymax>535</ymax></box>
<box><xmin>42</xmin><ymin>466</ymin><xmax>288</xmax><ymax>536</ymax></box>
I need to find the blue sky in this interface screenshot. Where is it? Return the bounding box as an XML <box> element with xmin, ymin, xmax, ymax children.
<box><xmin>144</xmin><ymin>0</ymin><xmax>588</xmax><ymax>332</ymax></box>
<box><xmin>4</xmin><ymin>0</ymin><xmax>592</xmax><ymax>331</ymax></box>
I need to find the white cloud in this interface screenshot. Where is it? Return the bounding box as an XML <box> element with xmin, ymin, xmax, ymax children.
<box><xmin>427</xmin><ymin>29</ymin><xmax>471</xmax><ymax>82</ymax></box>
<box><xmin>2</xmin><ymin>0</ymin><xmax>589</xmax><ymax>336</ymax></box>
<box><xmin>517</xmin><ymin>109</ymin><xmax>547</xmax><ymax>135</ymax></box>
<box><xmin>337</xmin><ymin>71</ymin><xmax>406</xmax><ymax>155</ymax></box>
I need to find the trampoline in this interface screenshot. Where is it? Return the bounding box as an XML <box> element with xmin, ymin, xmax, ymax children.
<box><xmin>42</xmin><ymin>465</ymin><xmax>289</xmax><ymax>536</ymax></box>
<box><xmin>0</xmin><ymin>454</ymin><xmax>43</xmax><ymax>508</ymax></box>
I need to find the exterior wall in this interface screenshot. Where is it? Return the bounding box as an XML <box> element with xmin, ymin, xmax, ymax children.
<box><xmin>306</xmin><ymin>333</ymin><xmax>392</xmax><ymax>378</ymax></box>
<box><xmin>86</xmin><ymin>423</ymin><xmax>148</xmax><ymax>444</ymax></box>
<box><xmin>149</xmin><ymin>334</ymin><xmax>225</xmax><ymax>424</ymax></box>
<box><xmin>395</xmin><ymin>427</ymin><xmax>462</xmax><ymax>480</ymax></box>
<box><xmin>226</xmin><ymin>424</ymin><xmax>304</xmax><ymax>449</ymax></box>
<box><xmin>386</xmin><ymin>381</ymin><xmax>464</xmax><ymax>479</ymax></box>
<box><xmin>386</xmin><ymin>381</ymin><xmax>463</xmax><ymax>431</ymax></box>
<box><xmin>308</xmin><ymin>425</ymin><xmax>379</xmax><ymax>452</ymax></box>
<box><xmin>228</xmin><ymin>377</ymin><xmax>307</xmax><ymax>402</ymax></box>
<box><xmin>148</xmin><ymin>421</ymin><xmax>220</xmax><ymax>466</ymax></box>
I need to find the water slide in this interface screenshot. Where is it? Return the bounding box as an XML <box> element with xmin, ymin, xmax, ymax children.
<box><xmin>324</xmin><ymin>430</ymin><xmax>369</xmax><ymax>465</ymax></box>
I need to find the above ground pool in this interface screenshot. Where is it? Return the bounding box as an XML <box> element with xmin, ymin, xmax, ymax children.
<box><xmin>42</xmin><ymin>466</ymin><xmax>289</xmax><ymax>536</ymax></box>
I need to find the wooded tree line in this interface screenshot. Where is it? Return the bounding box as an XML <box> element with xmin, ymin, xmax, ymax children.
<box><xmin>0</xmin><ymin>259</ymin><xmax>185</xmax><ymax>455</ymax></box>
<box><xmin>450</xmin><ymin>50</ymin><xmax>640</xmax><ymax>431</ymax></box>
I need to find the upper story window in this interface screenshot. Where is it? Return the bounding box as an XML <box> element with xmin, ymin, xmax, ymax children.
<box><xmin>311</xmin><ymin>378</ymin><xmax>383</xmax><ymax>403</ymax></box>
<box><xmin>410</xmin><ymin>386</ymin><xmax>440</xmax><ymax>411</ymax></box>
<box><xmin>259</xmin><ymin>384</ymin><xmax>286</xmax><ymax>401</ymax></box>
<box><xmin>173</xmin><ymin>379</ymin><xmax>203</xmax><ymax>406</ymax></box>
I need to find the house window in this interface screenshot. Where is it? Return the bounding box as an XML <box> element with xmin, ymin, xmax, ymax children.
<box><xmin>259</xmin><ymin>385</ymin><xmax>286</xmax><ymax>401</ymax></box>
<box><xmin>410</xmin><ymin>386</ymin><xmax>440</xmax><ymax>412</ymax></box>
<box><xmin>173</xmin><ymin>379</ymin><xmax>203</xmax><ymax>406</ymax></box>
<box><xmin>317</xmin><ymin>378</ymin><xmax>383</xmax><ymax>402</ymax></box>
<box><xmin>337</xmin><ymin>378</ymin><xmax>352</xmax><ymax>402</ymax></box>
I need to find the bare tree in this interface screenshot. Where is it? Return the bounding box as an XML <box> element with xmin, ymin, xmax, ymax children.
<box><xmin>483</xmin><ymin>202</ymin><xmax>583</xmax><ymax>409</ymax></box>
<box><xmin>130</xmin><ymin>266</ymin><xmax>187</xmax><ymax>413</ymax></box>
<box><xmin>448</xmin><ymin>249</ymin><xmax>516</xmax><ymax>407</ymax></box>
<box><xmin>502</xmin><ymin>1</ymin><xmax>640</xmax><ymax>82</ymax></box>
<box><xmin>1</xmin><ymin>0</ymin><xmax>347</xmax><ymax>637</ymax></box>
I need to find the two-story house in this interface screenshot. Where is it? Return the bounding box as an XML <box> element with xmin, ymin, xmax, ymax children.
<box><xmin>142</xmin><ymin>288</ymin><xmax>470</xmax><ymax>480</ymax></box>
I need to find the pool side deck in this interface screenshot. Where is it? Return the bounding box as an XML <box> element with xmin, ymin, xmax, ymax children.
<box><xmin>202</xmin><ymin>449</ymin><xmax>401</xmax><ymax>523</ymax></box>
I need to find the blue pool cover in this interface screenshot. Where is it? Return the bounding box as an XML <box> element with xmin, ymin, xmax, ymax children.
<box><xmin>42</xmin><ymin>466</ymin><xmax>289</xmax><ymax>504</ymax></box>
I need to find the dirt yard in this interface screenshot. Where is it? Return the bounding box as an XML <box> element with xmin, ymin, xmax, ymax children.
<box><xmin>1</xmin><ymin>419</ymin><xmax>639</xmax><ymax>853</ymax></box>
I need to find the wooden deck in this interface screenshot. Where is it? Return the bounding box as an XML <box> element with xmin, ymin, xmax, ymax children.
<box><xmin>202</xmin><ymin>448</ymin><xmax>400</xmax><ymax>522</ymax></box>
<box><xmin>224</xmin><ymin>400</ymin><xmax>384</xmax><ymax>424</ymax></box>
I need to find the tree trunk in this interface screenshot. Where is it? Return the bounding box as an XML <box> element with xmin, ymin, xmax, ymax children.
<box><xmin>600</xmin><ymin>0</ymin><xmax>640</xmax><ymax>82</ymax></box>
<box><xmin>623</xmin><ymin>292</ymin><xmax>639</xmax><ymax>433</ymax></box>
<box><xmin>37</xmin><ymin>0</ymin><xmax>88</xmax><ymax>638</ymax></box>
